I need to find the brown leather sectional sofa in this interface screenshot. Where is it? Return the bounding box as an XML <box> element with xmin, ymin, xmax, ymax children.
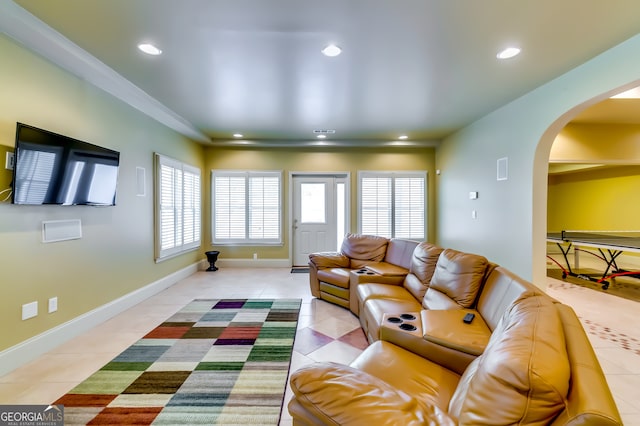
<box><xmin>292</xmin><ymin>235</ymin><xmax>622</xmax><ymax>425</ymax></box>
<box><xmin>309</xmin><ymin>233</ymin><xmax>420</xmax><ymax>312</ymax></box>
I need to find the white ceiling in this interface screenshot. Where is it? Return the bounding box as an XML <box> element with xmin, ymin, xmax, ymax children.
<box><xmin>5</xmin><ymin>0</ymin><xmax>640</xmax><ymax>146</ymax></box>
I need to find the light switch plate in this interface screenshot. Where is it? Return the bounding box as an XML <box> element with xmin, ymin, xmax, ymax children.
<box><xmin>49</xmin><ymin>297</ymin><xmax>58</xmax><ymax>313</ymax></box>
<box><xmin>5</xmin><ymin>152</ymin><xmax>14</xmax><ymax>170</ymax></box>
<box><xmin>22</xmin><ymin>301</ymin><xmax>38</xmax><ymax>320</ymax></box>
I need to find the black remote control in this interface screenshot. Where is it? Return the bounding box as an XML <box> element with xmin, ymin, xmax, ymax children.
<box><xmin>463</xmin><ymin>313</ymin><xmax>475</xmax><ymax>324</ymax></box>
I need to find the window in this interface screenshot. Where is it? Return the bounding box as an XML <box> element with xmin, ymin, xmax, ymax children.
<box><xmin>359</xmin><ymin>171</ymin><xmax>426</xmax><ymax>239</ymax></box>
<box><xmin>212</xmin><ymin>170</ymin><xmax>282</xmax><ymax>245</ymax></box>
<box><xmin>155</xmin><ymin>154</ymin><xmax>201</xmax><ymax>260</ymax></box>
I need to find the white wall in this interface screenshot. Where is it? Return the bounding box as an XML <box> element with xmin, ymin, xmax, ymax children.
<box><xmin>436</xmin><ymin>34</ymin><xmax>640</xmax><ymax>285</ymax></box>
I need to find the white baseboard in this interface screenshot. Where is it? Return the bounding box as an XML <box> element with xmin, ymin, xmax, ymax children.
<box><xmin>0</xmin><ymin>262</ymin><xmax>199</xmax><ymax>377</ymax></box>
<box><xmin>215</xmin><ymin>258</ymin><xmax>291</xmax><ymax>268</ymax></box>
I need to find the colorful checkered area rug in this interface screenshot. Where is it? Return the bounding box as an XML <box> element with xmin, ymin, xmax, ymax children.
<box><xmin>55</xmin><ymin>298</ymin><xmax>301</xmax><ymax>425</ymax></box>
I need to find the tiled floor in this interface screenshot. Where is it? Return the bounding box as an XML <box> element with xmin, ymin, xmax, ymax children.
<box><xmin>0</xmin><ymin>267</ymin><xmax>638</xmax><ymax>425</ymax></box>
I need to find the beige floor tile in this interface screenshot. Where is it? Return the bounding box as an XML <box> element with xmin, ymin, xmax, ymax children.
<box><xmin>306</xmin><ymin>340</ymin><xmax>364</xmax><ymax>364</ymax></box>
<box><xmin>308</xmin><ymin>316</ymin><xmax>361</xmax><ymax>339</ymax></box>
<box><xmin>48</xmin><ymin>330</ymin><xmax>142</xmax><ymax>355</ymax></box>
<box><xmin>622</xmin><ymin>413</ymin><xmax>640</xmax><ymax>426</ymax></box>
<box><xmin>613</xmin><ymin>394</ymin><xmax>640</xmax><ymax>415</ymax></box>
<box><xmin>1</xmin><ymin>352</ymin><xmax>111</xmax><ymax>384</ymax></box>
<box><xmin>596</xmin><ymin>348</ymin><xmax>640</xmax><ymax>374</ymax></box>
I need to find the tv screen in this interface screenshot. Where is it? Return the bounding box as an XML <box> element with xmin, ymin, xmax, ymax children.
<box><xmin>12</xmin><ymin>123</ymin><xmax>120</xmax><ymax>206</ymax></box>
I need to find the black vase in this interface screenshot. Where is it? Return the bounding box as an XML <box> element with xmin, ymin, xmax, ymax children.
<box><xmin>205</xmin><ymin>251</ymin><xmax>220</xmax><ymax>271</ymax></box>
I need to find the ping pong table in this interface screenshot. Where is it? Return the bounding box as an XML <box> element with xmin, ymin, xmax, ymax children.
<box><xmin>547</xmin><ymin>230</ymin><xmax>640</xmax><ymax>290</ymax></box>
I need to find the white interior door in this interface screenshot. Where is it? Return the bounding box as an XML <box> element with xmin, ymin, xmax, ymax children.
<box><xmin>292</xmin><ymin>175</ymin><xmax>346</xmax><ymax>266</ymax></box>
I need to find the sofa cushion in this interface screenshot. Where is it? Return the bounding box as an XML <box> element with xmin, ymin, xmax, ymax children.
<box><xmin>424</xmin><ymin>249</ymin><xmax>488</xmax><ymax>309</ymax></box>
<box><xmin>357</xmin><ymin>282</ymin><xmax>417</xmax><ymax>318</ymax></box>
<box><xmin>351</xmin><ymin>341</ymin><xmax>461</xmax><ymax>413</ymax></box>
<box><xmin>476</xmin><ymin>267</ymin><xmax>541</xmax><ymax>331</ymax></box>
<box><xmin>340</xmin><ymin>233</ymin><xmax>388</xmax><ymax>268</ymax></box>
<box><xmin>448</xmin><ymin>295</ymin><xmax>570</xmax><ymax>425</ymax></box>
<box><xmin>289</xmin><ymin>361</ymin><xmax>456</xmax><ymax>426</ymax></box>
<box><xmin>405</xmin><ymin>242</ymin><xmax>444</xmax><ymax>301</ymax></box>
<box><xmin>384</xmin><ymin>238</ymin><xmax>420</xmax><ymax>270</ymax></box>
<box><xmin>316</xmin><ymin>268</ymin><xmax>350</xmax><ymax>288</ymax></box>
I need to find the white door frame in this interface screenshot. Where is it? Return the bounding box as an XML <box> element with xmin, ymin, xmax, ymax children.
<box><xmin>288</xmin><ymin>171</ymin><xmax>351</xmax><ymax>266</ymax></box>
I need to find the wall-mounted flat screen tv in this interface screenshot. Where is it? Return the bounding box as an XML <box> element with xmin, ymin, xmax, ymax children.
<box><xmin>12</xmin><ymin>123</ymin><xmax>120</xmax><ymax>206</ymax></box>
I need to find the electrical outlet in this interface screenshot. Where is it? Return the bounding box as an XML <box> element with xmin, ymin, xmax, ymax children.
<box><xmin>5</xmin><ymin>152</ymin><xmax>14</xmax><ymax>170</ymax></box>
<box><xmin>48</xmin><ymin>297</ymin><xmax>58</xmax><ymax>313</ymax></box>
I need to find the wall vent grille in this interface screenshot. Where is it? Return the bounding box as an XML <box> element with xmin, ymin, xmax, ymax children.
<box><xmin>42</xmin><ymin>219</ymin><xmax>82</xmax><ymax>243</ymax></box>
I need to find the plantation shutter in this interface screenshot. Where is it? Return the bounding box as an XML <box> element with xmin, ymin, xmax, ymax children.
<box><xmin>359</xmin><ymin>172</ymin><xmax>426</xmax><ymax>240</ymax></box>
<box><xmin>361</xmin><ymin>176</ymin><xmax>392</xmax><ymax>238</ymax></box>
<box><xmin>212</xmin><ymin>171</ymin><xmax>282</xmax><ymax>244</ymax></box>
<box><xmin>213</xmin><ymin>175</ymin><xmax>246</xmax><ymax>239</ymax></box>
<box><xmin>249</xmin><ymin>175</ymin><xmax>280</xmax><ymax>239</ymax></box>
<box><xmin>182</xmin><ymin>166</ymin><xmax>201</xmax><ymax>245</ymax></box>
<box><xmin>156</xmin><ymin>154</ymin><xmax>201</xmax><ymax>260</ymax></box>
<box><xmin>394</xmin><ymin>176</ymin><xmax>425</xmax><ymax>239</ymax></box>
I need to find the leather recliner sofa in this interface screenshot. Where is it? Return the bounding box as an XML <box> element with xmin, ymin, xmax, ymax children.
<box><xmin>308</xmin><ymin>233</ymin><xmax>419</xmax><ymax>311</ymax></box>
<box><xmin>293</xmin><ymin>237</ymin><xmax>622</xmax><ymax>425</ymax></box>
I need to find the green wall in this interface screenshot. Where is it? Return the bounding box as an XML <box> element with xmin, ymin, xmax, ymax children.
<box><xmin>548</xmin><ymin>166</ymin><xmax>640</xmax><ymax>231</ymax></box>
<box><xmin>0</xmin><ymin>34</ymin><xmax>204</xmax><ymax>352</ymax></box>
<box><xmin>438</xmin><ymin>33</ymin><xmax>640</xmax><ymax>284</ymax></box>
<box><xmin>204</xmin><ymin>146</ymin><xmax>437</xmax><ymax>260</ymax></box>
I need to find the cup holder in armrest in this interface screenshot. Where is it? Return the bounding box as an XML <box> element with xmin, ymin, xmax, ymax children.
<box><xmin>400</xmin><ymin>313</ymin><xmax>416</xmax><ymax>320</ymax></box>
<box><xmin>387</xmin><ymin>317</ymin><xmax>403</xmax><ymax>324</ymax></box>
<box><xmin>399</xmin><ymin>323</ymin><xmax>417</xmax><ymax>331</ymax></box>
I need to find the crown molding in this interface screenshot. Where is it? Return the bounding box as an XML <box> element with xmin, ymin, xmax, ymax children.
<box><xmin>0</xmin><ymin>1</ymin><xmax>210</xmax><ymax>143</ymax></box>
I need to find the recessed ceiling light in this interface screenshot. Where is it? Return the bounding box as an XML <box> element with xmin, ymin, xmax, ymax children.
<box><xmin>317</xmin><ymin>134</ymin><xmax>327</xmax><ymax>139</ymax></box>
<box><xmin>611</xmin><ymin>86</ymin><xmax>640</xmax><ymax>99</ymax></box>
<box><xmin>138</xmin><ymin>43</ymin><xmax>162</xmax><ymax>55</ymax></box>
<box><xmin>497</xmin><ymin>47</ymin><xmax>521</xmax><ymax>60</ymax></box>
<box><xmin>233</xmin><ymin>133</ymin><xmax>243</xmax><ymax>138</ymax></box>
<box><xmin>398</xmin><ymin>135</ymin><xmax>408</xmax><ymax>140</ymax></box>
<box><xmin>321</xmin><ymin>44</ymin><xmax>342</xmax><ymax>57</ymax></box>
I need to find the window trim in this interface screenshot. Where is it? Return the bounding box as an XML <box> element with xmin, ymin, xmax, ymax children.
<box><xmin>154</xmin><ymin>153</ymin><xmax>202</xmax><ymax>261</ymax></box>
<box><xmin>357</xmin><ymin>170</ymin><xmax>427</xmax><ymax>240</ymax></box>
<box><xmin>211</xmin><ymin>169</ymin><xmax>283</xmax><ymax>246</ymax></box>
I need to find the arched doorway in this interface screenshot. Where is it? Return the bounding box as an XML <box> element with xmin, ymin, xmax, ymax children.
<box><xmin>543</xmin><ymin>87</ymin><xmax>640</xmax><ymax>298</ymax></box>
<box><xmin>532</xmin><ymin>81</ymin><xmax>640</xmax><ymax>287</ymax></box>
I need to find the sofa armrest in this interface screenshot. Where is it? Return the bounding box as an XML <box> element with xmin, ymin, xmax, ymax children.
<box><xmin>309</xmin><ymin>252</ymin><xmax>350</xmax><ymax>268</ymax></box>
<box><xmin>289</xmin><ymin>362</ymin><xmax>455</xmax><ymax>426</ymax></box>
<box><xmin>421</xmin><ymin>309</ymin><xmax>491</xmax><ymax>356</ymax></box>
<box><xmin>364</xmin><ymin>261</ymin><xmax>409</xmax><ymax>277</ymax></box>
